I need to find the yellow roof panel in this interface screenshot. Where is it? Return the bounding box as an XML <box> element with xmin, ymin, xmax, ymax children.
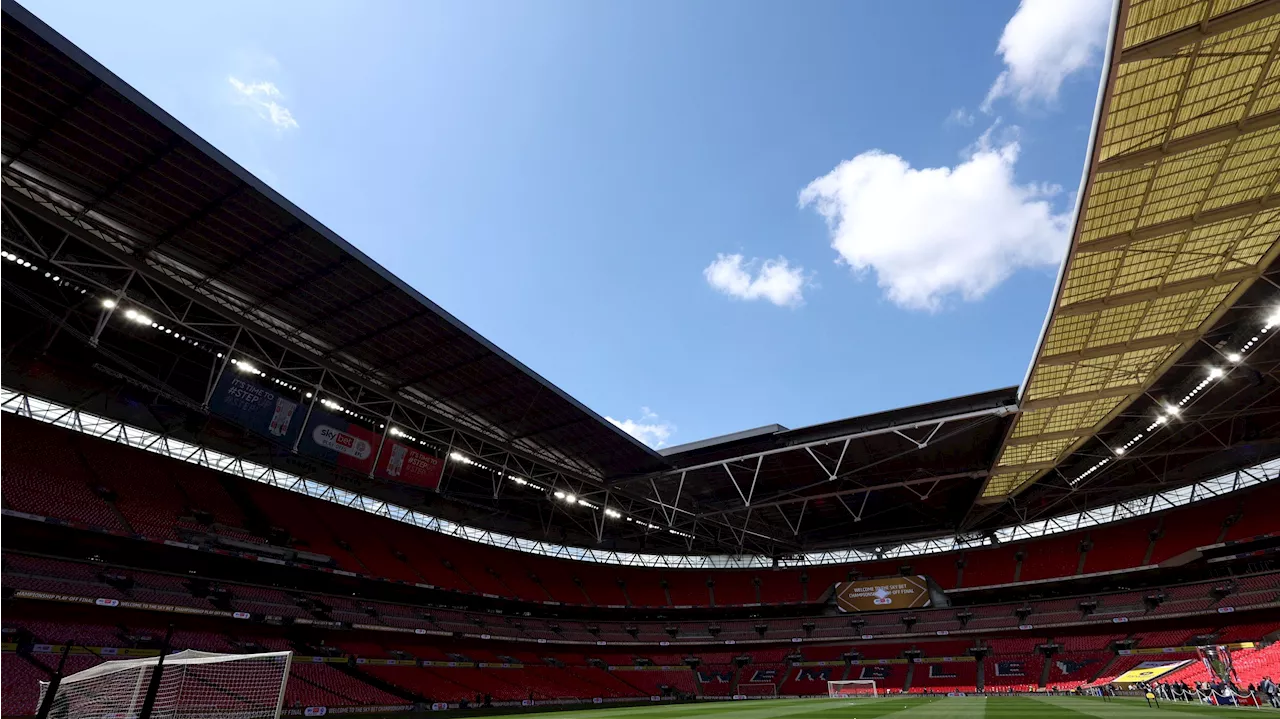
<box><xmin>979</xmin><ymin>0</ymin><xmax>1280</xmax><ymax>503</ymax></box>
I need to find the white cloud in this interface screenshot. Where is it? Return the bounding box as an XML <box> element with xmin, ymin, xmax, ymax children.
<box><xmin>606</xmin><ymin>407</ymin><xmax>676</xmax><ymax>449</ymax></box>
<box><xmin>229</xmin><ymin>77</ymin><xmax>299</xmax><ymax>130</ymax></box>
<box><xmin>703</xmin><ymin>254</ymin><xmax>808</xmax><ymax>308</ymax></box>
<box><xmin>798</xmin><ymin>131</ymin><xmax>1070</xmax><ymax>312</ymax></box>
<box><xmin>946</xmin><ymin>107</ymin><xmax>976</xmax><ymax>127</ymax></box>
<box><xmin>982</xmin><ymin>0</ymin><xmax>1111</xmax><ymax>111</ymax></box>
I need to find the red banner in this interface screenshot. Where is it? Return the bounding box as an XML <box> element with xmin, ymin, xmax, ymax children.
<box><xmin>375</xmin><ymin>438</ymin><xmax>444</xmax><ymax>490</ymax></box>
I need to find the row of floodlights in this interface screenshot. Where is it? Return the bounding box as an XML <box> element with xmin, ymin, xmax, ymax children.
<box><xmin>1072</xmin><ymin>307</ymin><xmax>1280</xmax><ymax>486</ymax></box>
<box><xmin>6</xmin><ymin>247</ymin><xmax>694</xmax><ymax>542</ymax></box>
<box><xmin>101</xmin><ymin>298</ymin><xmax>210</xmax><ymax>353</ymax></box>
<box><xmin>446</xmin><ymin>448</ymin><xmax>693</xmax><ymax>539</ymax></box>
<box><xmin>3</xmin><ymin>249</ymin><xmax>90</xmax><ymax>294</ymax></box>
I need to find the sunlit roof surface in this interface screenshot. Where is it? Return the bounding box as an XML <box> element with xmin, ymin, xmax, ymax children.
<box><xmin>983</xmin><ymin>0</ymin><xmax>1280</xmax><ymax>501</ymax></box>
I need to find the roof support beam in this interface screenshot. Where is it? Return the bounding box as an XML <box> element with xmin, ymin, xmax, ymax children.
<box><xmin>1077</xmin><ymin>194</ymin><xmax>1280</xmax><ymax>254</ymax></box>
<box><xmin>287</xmin><ymin>284</ymin><xmax>398</xmax><ymax>343</ymax></box>
<box><xmin>1057</xmin><ymin>266</ymin><xmax>1262</xmax><ymax>317</ymax></box>
<box><xmin>510</xmin><ymin>415</ymin><xmax>591</xmax><ymax>442</ymax></box>
<box><xmin>1097</xmin><ymin>108</ymin><xmax>1280</xmax><ymax>173</ymax></box>
<box><xmin>990</xmin><ymin>461</ymin><xmax>1059</xmax><ymax>474</ymax></box>
<box><xmin>194</xmin><ymin>221</ymin><xmax>305</xmax><ymax>291</ymax></box>
<box><xmin>634</xmin><ymin>404</ymin><xmax>1011</xmax><ymax>481</ymax></box>
<box><xmin>1005</xmin><ymin>428</ymin><xmax>1090</xmax><ymax>446</ymax></box>
<box><xmin>394</xmin><ymin>353</ymin><xmax>494</xmax><ymax>392</ymax></box>
<box><xmin>72</xmin><ymin>137</ymin><xmax>182</xmax><ymax>222</ymax></box>
<box><xmin>1118</xmin><ymin>0</ymin><xmax>1280</xmax><ymax>63</ymax></box>
<box><xmin>693</xmin><ymin>471</ymin><xmax>984</xmax><ymax>519</ymax></box>
<box><xmin>323</xmin><ymin>308</ymin><xmax>431</xmax><ymax>358</ymax></box>
<box><xmin>1</xmin><ymin>77</ymin><xmax>101</xmax><ymax>170</ymax></box>
<box><xmin>1021</xmin><ymin>384</ymin><xmax>1147</xmax><ymax>411</ymax></box>
<box><xmin>247</xmin><ymin>256</ymin><xmax>351</xmax><ymax>315</ymax></box>
<box><xmin>137</xmin><ymin>184</ymin><xmax>245</xmax><ymax>258</ymax></box>
<box><xmin>1038</xmin><ymin>331</ymin><xmax>1199</xmax><ymax>365</ymax></box>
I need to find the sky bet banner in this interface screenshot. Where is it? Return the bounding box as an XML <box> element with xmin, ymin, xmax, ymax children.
<box><xmin>299</xmin><ymin>407</ymin><xmax>445</xmax><ymax>490</ymax></box>
<box><xmin>208</xmin><ymin>374</ymin><xmax>443</xmax><ymax>490</ymax></box>
<box><xmin>208</xmin><ymin>372</ymin><xmax>304</xmax><ymax>447</ymax></box>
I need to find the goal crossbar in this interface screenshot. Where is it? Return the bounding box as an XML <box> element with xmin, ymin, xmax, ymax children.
<box><xmin>828</xmin><ymin>679</ymin><xmax>878</xmax><ymax>698</ymax></box>
<box><xmin>39</xmin><ymin>650</ymin><xmax>293</xmax><ymax>719</ymax></box>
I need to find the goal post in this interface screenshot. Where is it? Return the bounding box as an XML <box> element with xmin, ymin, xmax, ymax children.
<box><xmin>738</xmin><ymin>682</ymin><xmax>779</xmax><ymax>697</ymax></box>
<box><xmin>38</xmin><ymin>649</ymin><xmax>293</xmax><ymax>719</ymax></box>
<box><xmin>828</xmin><ymin>679</ymin><xmax>877</xmax><ymax>698</ymax></box>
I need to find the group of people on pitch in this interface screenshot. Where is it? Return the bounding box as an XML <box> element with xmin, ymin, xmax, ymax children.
<box><xmin>1139</xmin><ymin>676</ymin><xmax>1280</xmax><ymax>707</ymax></box>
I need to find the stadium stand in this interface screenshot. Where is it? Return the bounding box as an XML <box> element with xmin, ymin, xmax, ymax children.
<box><xmin>7</xmin><ymin>415</ymin><xmax>1279</xmax><ymax>617</ymax></box>
<box><xmin>910</xmin><ymin>660</ymin><xmax>979</xmax><ymax>694</ymax></box>
<box><xmin>1018</xmin><ymin>534</ymin><xmax>1083</xmax><ymax>581</ymax></box>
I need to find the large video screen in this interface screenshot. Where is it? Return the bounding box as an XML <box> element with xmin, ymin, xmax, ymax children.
<box><xmin>833</xmin><ymin>575</ymin><xmax>932</xmax><ymax>612</ymax></box>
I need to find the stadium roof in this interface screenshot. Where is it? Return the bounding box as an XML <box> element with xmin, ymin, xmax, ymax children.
<box><xmin>0</xmin><ymin>0</ymin><xmax>662</xmax><ymax>482</ymax></box>
<box><xmin>979</xmin><ymin>0</ymin><xmax>1280</xmax><ymax>504</ymax></box>
<box><xmin>2</xmin><ymin>0</ymin><xmax>1277</xmax><ymax>558</ymax></box>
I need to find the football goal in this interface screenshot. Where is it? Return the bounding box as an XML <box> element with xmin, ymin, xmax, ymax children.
<box><xmin>37</xmin><ymin>649</ymin><xmax>292</xmax><ymax>719</ymax></box>
<box><xmin>738</xmin><ymin>682</ymin><xmax>779</xmax><ymax>697</ymax></box>
<box><xmin>828</xmin><ymin>679</ymin><xmax>878</xmax><ymax>698</ymax></box>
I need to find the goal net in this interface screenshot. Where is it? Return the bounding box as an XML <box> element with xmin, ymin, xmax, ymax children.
<box><xmin>738</xmin><ymin>682</ymin><xmax>778</xmax><ymax>697</ymax></box>
<box><xmin>828</xmin><ymin>679</ymin><xmax>877</xmax><ymax>698</ymax></box>
<box><xmin>37</xmin><ymin>649</ymin><xmax>292</xmax><ymax>719</ymax></box>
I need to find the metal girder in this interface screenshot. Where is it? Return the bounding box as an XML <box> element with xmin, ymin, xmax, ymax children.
<box><xmin>286</xmin><ymin>283</ymin><xmax>398</xmax><ymax>344</ymax></box>
<box><xmin>72</xmin><ymin>137</ymin><xmax>182</xmax><ymax>222</ymax></box>
<box><xmin>691</xmin><ymin>471</ymin><xmax>985</xmax><ymax>520</ymax></box>
<box><xmin>1038</xmin><ymin>331</ymin><xmax>1199</xmax><ymax>365</ymax></box>
<box><xmin>511</xmin><ymin>415</ymin><xmax>591</xmax><ymax>442</ymax></box>
<box><xmin>656</xmin><ymin>412</ymin><xmax>1004</xmax><ymax>533</ymax></box>
<box><xmin>630</xmin><ymin>404</ymin><xmax>1012</xmax><ymax>483</ymax></box>
<box><xmin>989</xmin><ymin>461</ymin><xmax>1059</xmax><ymax>474</ymax></box>
<box><xmin>0</xmin><ymin>192</ymin><xmax>623</xmax><ymax>495</ymax></box>
<box><xmin>1021</xmin><ymin>384</ymin><xmax>1149</xmax><ymax>411</ymax></box>
<box><xmin>805</xmin><ymin>438</ymin><xmax>850</xmax><ymax>480</ymax></box>
<box><xmin>1056</xmin><ymin>267</ymin><xmax>1262</xmax><ymax>316</ymax></box>
<box><xmin>247</xmin><ymin>256</ymin><xmax>351</xmax><ymax>315</ymax></box>
<box><xmin>194</xmin><ymin>221</ymin><xmax>305</xmax><ymax>291</ymax></box>
<box><xmin>1077</xmin><ymin>194</ymin><xmax>1280</xmax><ymax>254</ymax></box>
<box><xmin>393</xmin><ymin>352</ymin><xmax>493</xmax><ymax>391</ymax></box>
<box><xmin>323</xmin><ymin>307</ymin><xmax>431</xmax><ymax>358</ymax></box>
<box><xmin>1</xmin><ymin>77</ymin><xmax>101</xmax><ymax>170</ymax></box>
<box><xmin>138</xmin><ymin>184</ymin><xmax>246</xmax><ymax>257</ymax></box>
<box><xmin>1004</xmin><ymin>428</ymin><xmax>1090</xmax><ymax>446</ymax></box>
<box><xmin>1097</xmin><ymin>108</ymin><xmax>1280</xmax><ymax>173</ymax></box>
<box><xmin>1118</xmin><ymin>0</ymin><xmax>1280</xmax><ymax>64</ymax></box>
<box><xmin>724</xmin><ymin>456</ymin><xmax>763</xmax><ymax>507</ymax></box>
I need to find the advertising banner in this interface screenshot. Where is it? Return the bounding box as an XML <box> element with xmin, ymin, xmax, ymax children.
<box><xmin>1112</xmin><ymin>660</ymin><xmax>1191</xmax><ymax>685</ymax></box>
<box><xmin>297</xmin><ymin>408</ymin><xmax>444</xmax><ymax>489</ymax></box>
<box><xmin>833</xmin><ymin>575</ymin><xmax>932</xmax><ymax>612</ymax></box>
<box><xmin>298</xmin><ymin>407</ymin><xmax>380</xmax><ymax>474</ymax></box>
<box><xmin>208</xmin><ymin>372</ymin><xmax>303</xmax><ymax>446</ymax></box>
<box><xmin>374</xmin><ymin>437</ymin><xmax>444</xmax><ymax>490</ymax></box>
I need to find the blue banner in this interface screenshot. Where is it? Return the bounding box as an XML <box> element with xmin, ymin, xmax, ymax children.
<box><xmin>208</xmin><ymin>372</ymin><xmax>304</xmax><ymax>447</ymax></box>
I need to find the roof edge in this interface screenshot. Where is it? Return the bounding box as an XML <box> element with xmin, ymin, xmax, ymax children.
<box><xmin>0</xmin><ymin>0</ymin><xmax>664</xmax><ymax>462</ymax></box>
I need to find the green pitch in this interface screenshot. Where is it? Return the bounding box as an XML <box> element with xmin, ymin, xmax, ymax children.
<box><xmin>480</xmin><ymin>696</ymin><xmax>1278</xmax><ymax>718</ymax></box>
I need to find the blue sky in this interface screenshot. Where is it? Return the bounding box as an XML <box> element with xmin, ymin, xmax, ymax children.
<box><xmin>22</xmin><ymin>0</ymin><xmax>1112</xmax><ymax>448</ymax></box>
